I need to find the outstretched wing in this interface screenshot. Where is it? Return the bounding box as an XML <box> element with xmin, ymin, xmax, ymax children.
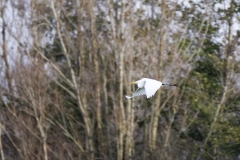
<box><xmin>125</xmin><ymin>88</ymin><xmax>146</xmax><ymax>99</ymax></box>
<box><xmin>144</xmin><ymin>79</ymin><xmax>162</xmax><ymax>98</ymax></box>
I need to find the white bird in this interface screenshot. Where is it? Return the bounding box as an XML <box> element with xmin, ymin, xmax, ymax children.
<box><xmin>126</xmin><ymin>78</ymin><xmax>178</xmax><ymax>99</ymax></box>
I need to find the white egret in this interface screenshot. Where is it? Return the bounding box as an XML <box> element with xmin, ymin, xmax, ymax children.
<box><xmin>125</xmin><ymin>78</ymin><xmax>178</xmax><ymax>99</ymax></box>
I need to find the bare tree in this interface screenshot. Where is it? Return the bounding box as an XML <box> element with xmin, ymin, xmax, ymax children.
<box><xmin>0</xmin><ymin>0</ymin><xmax>239</xmax><ymax>159</ymax></box>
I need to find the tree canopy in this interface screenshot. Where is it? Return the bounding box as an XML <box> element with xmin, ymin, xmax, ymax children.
<box><xmin>0</xmin><ymin>0</ymin><xmax>240</xmax><ymax>160</ymax></box>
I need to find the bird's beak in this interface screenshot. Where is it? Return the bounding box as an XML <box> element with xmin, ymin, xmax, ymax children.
<box><xmin>129</xmin><ymin>81</ymin><xmax>137</xmax><ymax>85</ymax></box>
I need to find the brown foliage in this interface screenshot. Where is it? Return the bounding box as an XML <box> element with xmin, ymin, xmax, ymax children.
<box><xmin>0</xmin><ymin>0</ymin><xmax>240</xmax><ymax>160</ymax></box>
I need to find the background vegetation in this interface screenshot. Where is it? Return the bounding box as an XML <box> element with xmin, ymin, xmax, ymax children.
<box><xmin>0</xmin><ymin>0</ymin><xmax>240</xmax><ymax>159</ymax></box>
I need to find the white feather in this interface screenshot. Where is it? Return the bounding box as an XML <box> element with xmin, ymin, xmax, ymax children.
<box><xmin>144</xmin><ymin>79</ymin><xmax>162</xmax><ymax>98</ymax></box>
<box><xmin>126</xmin><ymin>78</ymin><xmax>166</xmax><ymax>99</ymax></box>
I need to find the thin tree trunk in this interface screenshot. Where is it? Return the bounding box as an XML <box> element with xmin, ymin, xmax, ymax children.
<box><xmin>118</xmin><ymin>44</ymin><xmax>126</xmax><ymax>160</ymax></box>
<box><xmin>203</xmin><ymin>4</ymin><xmax>233</xmax><ymax>147</ymax></box>
<box><xmin>51</xmin><ymin>1</ymin><xmax>94</xmax><ymax>159</ymax></box>
<box><xmin>38</xmin><ymin>117</ymin><xmax>48</xmax><ymax>160</ymax></box>
<box><xmin>197</xmin><ymin>2</ymin><xmax>234</xmax><ymax>159</ymax></box>
<box><xmin>125</xmin><ymin>24</ymin><xmax>134</xmax><ymax>159</ymax></box>
<box><xmin>88</xmin><ymin>0</ymin><xmax>103</xmax><ymax>156</ymax></box>
<box><xmin>149</xmin><ymin>34</ymin><xmax>167</xmax><ymax>155</ymax></box>
<box><xmin>0</xmin><ymin>123</ymin><xmax>5</xmax><ymax>160</ymax></box>
<box><xmin>149</xmin><ymin>8</ymin><xmax>166</xmax><ymax>153</ymax></box>
<box><xmin>1</xmin><ymin>2</ymin><xmax>12</xmax><ymax>94</ymax></box>
<box><xmin>117</xmin><ymin>1</ymin><xmax>127</xmax><ymax>159</ymax></box>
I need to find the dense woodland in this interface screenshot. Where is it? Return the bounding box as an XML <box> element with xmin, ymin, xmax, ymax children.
<box><xmin>0</xmin><ymin>0</ymin><xmax>240</xmax><ymax>160</ymax></box>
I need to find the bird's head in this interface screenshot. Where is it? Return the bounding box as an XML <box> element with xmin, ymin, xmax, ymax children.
<box><xmin>130</xmin><ymin>80</ymin><xmax>145</xmax><ymax>88</ymax></box>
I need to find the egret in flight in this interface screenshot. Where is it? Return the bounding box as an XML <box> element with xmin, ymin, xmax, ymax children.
<box><xmin>125</xmin><ymin>78</ymin><xmax>178</xmax><ymax>99</ymax></box>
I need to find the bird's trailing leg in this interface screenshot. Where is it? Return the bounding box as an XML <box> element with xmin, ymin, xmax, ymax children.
<box><xmin>162</xmin><ymin>83</ymin><xmax>178</xmax><ymax>87</ymax></box>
